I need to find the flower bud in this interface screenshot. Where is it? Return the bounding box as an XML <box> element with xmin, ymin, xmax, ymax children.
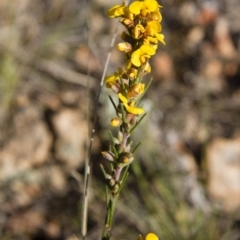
<box><xmin>111</xmin><ymin>117</ymin><xmax>122</xmax><ymax>127</ymax></box>
<box><xmin>118</xmin><ymin>131</ymin><xmax>123</xmax><ymax>139</ymax></box>
<box><xmin>121</xmin><ymin>18</ymin><xmax>134</xmax><ymax>27</ymax></box>
<box><xmin>127</xmin><ymin>83</ymin><xmax>145</xmax><ymax>98</ymax></box>
<box><xmin>101</xmin><ymin>151</ymin><xmax>115</xmax><ymax>161</ymax></box>
<box><xmin>111</xmin><ymin>182</ymin><xmax>120</xmax><ymax>195</ymax></box>
<box><xmin>145</xmin><ymin>233</ymin><xmax>159</xmax><ymax>240</ymax></box>
<box><xmin>118</xmin><ymin>152</ymin><xmax>134</xmax><ymax>167</ymax></box>
<box><xmin>117</xmin><ymin>42</ymin><xmax>132</xmax><ymax>53</ymax></box>
<box><xmin>142</xmin><ymin>62</ymin><xmax>151</xmax><ymax>74</ymax></box>
<box><xmin>128</xmin><ymin>68</ymin><xmax>138</xmax><ymax>80</ymax></box>
<box><xmin>108</xmin><ymin>178</ymin><xmax>116</xmax><ymax>187</ymax></box>
<box><xmin>132</xmin><ymin>24</ymin><xmax>145</xmax><ymax>39</ymax></box>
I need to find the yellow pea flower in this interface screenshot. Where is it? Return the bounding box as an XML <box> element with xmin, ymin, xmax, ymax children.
<box><xmin>143</xmin><ymin>36</ymin><xmax>159</xmax><ymax>50</ymax></box>
<box><xmin>151</xmin><ymin>9</ymin><xmax>163</xmax><ymax>22</ymax></box>
<box><xmin>118</xmin><ymin>93</ymin><xmax>144</xmax><ymax>115</ymax></box>
<box><xmin>105</xmin><ymin>75</ymin><xmax>117</xmax><ymax>88</ymax></box>
<box><xmin>132</xmin><ymin>24</ymin><xmax>145</xmax><ymax>39</ymax></box>
<box><xmin>127</xmin><ymin>83</ymin><xmax>145</xmax><ymax>98</ymax></box>
<box><xmin>142</xmin><ymin>61</ymin><xmax>151</xmax><ymax>73</ymax></box>
<box><xmin>117</xmin><ymin>42</ymin><xmax>132</xmax><ymax>53</ymax></box>
<box><xmin>137</xmin><ymin>233</ymin><xmax>159</xmax><ymax>240</ymax></box>
<box><xmin>145</xmin><ymin>233</ymin><xmax>159</xmax><ymax>240</ymax></box>
<box><xmin>108</xmin><ymin>1</ymin><xmax>127</xmax><ymax>18</ymax></box>
<box><xmin>131</xmin><ymin>44</ymin><xmax>156</xmax><ymax>67</ymax></box>
<box><xmin>145</xmin><ymin>21</ymin><xmax>161</xmax><ymax>35</ymax></box>
<box><xmin>111</xmin><ymin>118</ymin><xmax>122</xmax><ymax>127</ymax></box>
<box><xmin>155</xmin><ymin>33</ymin><xmax>165</xmax><ymax>45</ymax></box>
<box><xmin>124</xmin><ymin>61</ymin><xmax>138</xmax><ymax>79</ymax></box>
<box><xmin>128</xmin><ymin>68</ymin><xmax>138</xmax><ymax>80</ymax></box>
<box><xmin>129</xmin><ymin>0</ymin><xmax>159</xmax><ymax>15</ymax></box>
<box><xmin>105</xmin><ymin>68</ymin><xmax>124</xmax><ymax>88</ymax></box>
<box><xmin>145</xmin><ymin>21</ymin><xmax>165</xmax><ymax>45</ymax></box>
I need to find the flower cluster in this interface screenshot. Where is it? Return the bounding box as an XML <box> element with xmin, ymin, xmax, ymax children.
<box><xmin>101</xmin><ymin>1</ymin><xmax>165</xmax><ymax>239</ymax></box>
<box><xmin>102</xmin><ymin>0</ymin><xmax>165</xmax><ymax>200</ymax></box>
<box><xmin>105</xmin><ymin>0</ymin><xmax>165</xmax><ymax>119</ymax></box>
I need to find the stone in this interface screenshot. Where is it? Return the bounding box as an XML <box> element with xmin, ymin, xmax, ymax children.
<box><xmin>52</xmin><ymin>108</ymin><xmax>87</xmax><ymax>169</ymax></box>
<box><xmin>0</xmin><ymin>119</ymin><xmax>52</xmax><ymax>181</ymax></box>
<box><xmin>206</xmin><ymin>137</ymin><xmax>240</xmax><ymax>211</ymax></box>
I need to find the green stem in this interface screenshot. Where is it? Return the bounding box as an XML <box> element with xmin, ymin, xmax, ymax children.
<box><xmin>101</xmin><ymin>194</ymin><xmax>119</xmax><ymax>240</ymax></box>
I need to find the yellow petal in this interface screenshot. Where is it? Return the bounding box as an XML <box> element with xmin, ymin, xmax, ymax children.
<box><xmin>111</xmin><ymin>118</ymin><xmax>122</xmax><ymax>127</ymax></box>
<box><xmin>129</xmin><ymin>1</ymin><xmax>143</xmax><ymax>14</ymax></box>
<box><xmin>105</xmin><ymin>75</ymin><xmax>115</xmax><ymax>82</ymax></box>
<box><xmin>117</xmin><ymin>42</ymin><xmax>132</xmax><ymax>52</ymax></box>
<box><xmin>108</xmin><ymin>5</ymin><xmax>121</xmax><ymax>18</ymax></box>
<box><xmin>142</xmin><ymin>62</ymin><xmax>151</xmax><ymax>73</ymax></box>
<box><xmin>134</xmin><ymin>83</ymin><xmax>145</xmax><ymax>94</ymax></box>
<box><xmin>115</xmin><ymin>6</ymin><xmax>126</xmax><ymax>16</ymax></box>
<box><xmin>155</xmin><ymin>33</ymin><xmax>166</xmax><ymax>45</ymax></box>
<box><xmin>105</xmin><ymin>75</ymin><xmax>116</xmax><ymax>88</ymax></box>
<box><xmin>146</xmin><ymin>21</ymin><xmax>162</xmax><ymax>35</ymax></box>
<box><xmin>145</xmin><ymin>233</ymin><xmax>158</xmax><ymax>240</ymax></box>
<box><xmin>132</xmin><ymin>24</ymin><xmax>145</xmax><ymax>39</ymax></box>
<box><xmin>141</xmin><ymin>44</ymin><xmax>156</xmax><ymax>55</ymax></box>
<box><xmin>152</xmin><ymin>10</ymin><xmax>162</xmax><ymax>22</ymax></box>
<box><xmin>118</xmin><ymin>93</ymin><xmax>128</xmax><ymax>104</ymax></box>
<box><xmin>143</xmin><ymin>0</ymin><xmax>158</xmax><ymax>12</ymax></box>
<box><xmin>118</xmin><ymin>93</ymin><xmax>144</xmax><ymax>115</ymax></box>
<box><xmin>128</xmin><ymin>68</ymin><xmax>138</xmax><ymax>79</ymax></box>
<box><xmin>127</xmin><ymin>83</ymin><xmax>145</xmax><ymax>97</ymax></box>
<box><xmin>144</xmin><ymin>36</ymin><xmax>158</xmax><ymax>45</ymax></box>
<box><xmin>125</xmin><ymin>104</ymin><xmax>144</xmax><ymax>115</ymax></box>
<box><xmin>131</xmin><ymin>49</ymin><xmax>141</xmax><ymax>67</ymax></box>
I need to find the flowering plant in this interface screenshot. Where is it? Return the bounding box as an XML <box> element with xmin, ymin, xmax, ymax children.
<box><xmin>101</xmin><ymin>0</ymin><xmax>165</xmax><ymax>239</ymax></box>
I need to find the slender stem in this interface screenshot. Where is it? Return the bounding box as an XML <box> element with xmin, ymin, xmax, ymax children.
<box><xmin>101</xmin><ymin>194</ymin><xmax>119</xmax><ymax>240</ymax></box>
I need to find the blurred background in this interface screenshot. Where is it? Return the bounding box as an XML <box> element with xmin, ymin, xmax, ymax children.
<box><xmin>0</xmin><ymin>0</ymin><xmax>240</xmax><ymax>239</ymax></box>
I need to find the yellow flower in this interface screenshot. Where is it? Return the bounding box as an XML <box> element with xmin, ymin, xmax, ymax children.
<box><xmin>131</xmin><ymin>44</ymin><xmax>156</xmax><ymax>67</ymax></box>
<box><xmin>145</xmin><ymin>21</ymin><xmax>165</xmax><ymax>45</ymax></box>
<box><xmin>142</xmin><ymin>62</ymin><xmax>151</xmax><ymax>73</ymax></box>
<box><xmin>117</xmin><ymin>42</ymin><xmax>132</xmax><ymax>53</ymax></box>
<box><xmin>111</xmin><ymin>118</ymin><xmax>122</xmax><ymax>127</ymax></box>
<box><xmin>155</xmin><ymin>33</ymin><xmax>165</xmax><ymax>45</ymax></box>
<box><xmin>151</xmin><ymin>9</ymin><xmax>162</xmax><ymax>22</ymax></box>
<box><xmin>137</xmin><ymin>233</ymin><xmax>159</xmax><ymax>240</ymax></box>
<box><xmin>118</xmin><ymin>93</ymin><xmax>144</xmax><ymax>115</ymax></box>
<box><xmin>129</xmin><ymin>0</ymin><xmax>159</xmax><ymax>16</ymax></box>
<box><xmin>132</xmin><ymin>24</ymin><xmax>145</xmax><ymax>39</ymax></box>
<box><xmin>145</xmin><ymin>21</ymin><xmax>161</xmax><ymax>36</ymax></box>
<box><xmin>143</xmin><ymin>36</ymin><xmax>158</xmax><ymax>50</ymax></box>
<box><xmin>128</xmin><ymin>68</ymin><xmax>138</xmax><ymax>80</ymax></box>
<box><xmin>145</xmin><ymin>233</ymin><xmax>159</xmax><ymax>240</ymax></box>
<box><xmin>144</xmin><ymin>36</ymin><xmax>158</xmax><ymax>45</ymax></box>
<box><xmin>127</xmin><ymin>83</ymin><xmax>145</xmax><ymax>98</ymax></box>
<box><xmin>105</xmin><ymin>68</ymin><xmax>124</xmax><ymax>88</ymax></box>
<box><xmin>108</xmin><ymin>2</ymin><xmax>127</xmax><ymax>18</ymax></box>
<box><xmin>105</xmin><ymin>75</ymin><xmax>117</xmax><ymax>88</ymax></box>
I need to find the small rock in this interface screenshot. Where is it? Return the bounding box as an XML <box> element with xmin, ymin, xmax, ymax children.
<box><xmin>186</xmin><ymin>27</ymin><xmax>204</xmax><ymax>50</ymax></box>
<box><xmin>0</xmin><ymin>120</ymin><xmax>52</xmax><ymax>180</ymax></box>
<box><xmin>202</xmin><ymin>58</ymin><xmax>225</xmax><ymax>93</ymax></box>
<box><xmin>214</xmin><ymin>18</ymin><xmax>236</xmax><ymax>59</ymax></box>
<box><xmin>152</xmin><ymin>52</ymin><xmax>174</xmax><ymax>83</ymax></box>
<box><xmin>206</xmin><ymin>137</ymin><xmax>240</xmax><ymax>211</ymax></box>
<box><xmin>52</xmin><ymin>108</ymin><xmax>87</xmax><ymax>169</ymax></box>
